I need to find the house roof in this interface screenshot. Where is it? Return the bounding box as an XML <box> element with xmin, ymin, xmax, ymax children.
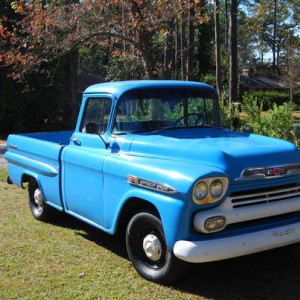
<box><xmin>240</xmin><ymin>75</ymin><xmax>289</xmax><ymax>90</ymax></box>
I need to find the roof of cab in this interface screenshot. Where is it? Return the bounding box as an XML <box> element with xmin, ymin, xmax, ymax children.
<box><xmin>83</xmin><ymin>80</ymin><xmax>217</xmax><ymax>99</ymax></box>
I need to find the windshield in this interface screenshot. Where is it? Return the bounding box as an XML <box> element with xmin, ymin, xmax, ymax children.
<box><xmin>113</xmin><ymin>89</ymin><xmax>222</xmax><ymax>134</ymax></box>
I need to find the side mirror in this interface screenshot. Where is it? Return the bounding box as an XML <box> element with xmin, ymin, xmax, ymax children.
<box><xmin>85</xmin><ymin>121</ymin><xmax>98</xmax><ymax>134</ymax></box>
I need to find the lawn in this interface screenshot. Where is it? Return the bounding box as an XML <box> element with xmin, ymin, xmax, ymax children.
<box><xmin>1</xmin><ymin>168</ymin><xmax>300</xmax><ymax>299</ymax></box>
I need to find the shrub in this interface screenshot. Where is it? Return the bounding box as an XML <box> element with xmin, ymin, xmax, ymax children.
<box><xmin>220</xmin><ymin>93</ymin><xmax>299</xmax><ymax>145</ymax></box>
<box><xmin>242</xmin><ymin>91</ymin><xmax>290</xmax><ymax>110</ymax></box>
<box><xmin>242</xmin><ymin>95</ymin><xmax>297</xmax><ymax>144</ymax></box>
<box><xmin>219</xmin><ymin>94</ymin><xmax>245</xmax><ymax>130</ymax></box>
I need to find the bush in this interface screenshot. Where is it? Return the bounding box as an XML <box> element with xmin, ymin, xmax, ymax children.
<box><xmin>220</xmin><ymin>93</ymin><xmax>299</xmax><ymax>145</ymax></box>
<box><xmin>242</xmin><ymin>91</ymin><xmax>290</xmax><ymax>110</ymax></box>
<box><xmin>242</xmin><ymin>95</ymin><xmax>297</xmax><ymax>144</ymax></box>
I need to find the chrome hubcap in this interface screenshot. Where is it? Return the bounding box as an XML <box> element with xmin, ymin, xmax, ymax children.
<box><xmin>34</xmin><ymin>188</ymin><xmax>43</xmax><ymax>207</ymax></box>
<box><xmin>143</xmin><ymin>234</ymin><xmax>162</xmax><ymax>262</ymax></box>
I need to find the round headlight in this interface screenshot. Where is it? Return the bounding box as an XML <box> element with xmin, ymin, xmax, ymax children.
<box><xmin>210</xmin><ymin>179</ymin><xmax>223</xmax><ymax>198</ymax></box>
<box><xmin>193</xmin><ymin>181</ymin><xmax>208</xmax><ymax>200</ymax></box>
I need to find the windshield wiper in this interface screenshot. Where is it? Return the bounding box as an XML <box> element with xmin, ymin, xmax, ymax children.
<box><xmin>195</xmin><ymin>124</ymin><xmax>226</xmax><ymax>130</ymax></box>
<box><xmin>151</xmin><ymin>126</ymin><xmax>187</xmax><ymax>134</ymax></box>
<box><xmin>152</xmin><ymin>124</ymin><xmax>226</xmax><ymax>134</ymax></box>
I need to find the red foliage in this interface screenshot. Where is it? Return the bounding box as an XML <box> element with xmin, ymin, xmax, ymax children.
<box><xmin>1</xmin><ymin>0</ymin><xmax>207</xmax><ymax>80</ymax></box>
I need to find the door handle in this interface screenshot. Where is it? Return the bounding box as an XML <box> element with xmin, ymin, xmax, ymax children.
<box><xmin>70</xmin><ymin>138</ymin><xmax>81</xmax><ymax>145</ymax></box>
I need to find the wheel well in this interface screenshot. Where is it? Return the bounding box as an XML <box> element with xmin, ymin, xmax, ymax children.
<box><xmin>116</xmin><ymin>197</ymin><xmax>160</xmax><ymax>236</ymax></box>
<box><xmin>21</xmin><ymin>174</ymin><xmax>35</xmax><ymax>188</ymax></box>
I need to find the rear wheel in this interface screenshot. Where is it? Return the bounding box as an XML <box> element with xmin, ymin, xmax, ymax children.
<box><xmin>126</xmin><ymin>211</ymin><xmax>188</xmax><ymax>284</ymax></box>
<box><xmin>28</xmin><ymin>179</ymin><xmax>56</xmax><ymax>221</ymax></box>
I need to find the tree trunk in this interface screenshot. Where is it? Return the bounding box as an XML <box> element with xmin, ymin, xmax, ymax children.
<box><xmin>272</xmin><ymin>0</ymin><xmax>277</xmax><ymax>71</ymax></box>
<box><xmin>163</xmin><ymin>21</ymin><xmax>174</xmax><ymax>79</ymax></box>
<box><xmin>64</xmin><ymin>0</ymin><xmax>79</xmax><ymax>128</ymax></box>
<box><xmin>225</xmin><ymin>0</ymin><xmax>229</xmax><ymax>51</ymax></box>
<box><xmin>65</xmin><ymin>50</ymin><xmax>78</xmax><ymax>128</ymax></box>
<box><xmin>174</xmin><ymin>18</ymin><xmax>179</xmax><ymax>79</ymax></box>
<box><xmin>134</xmin><ymin>29</ymin><xmax>155</xmax><ymax>79</ymax></box>
<box><xmin>180</xmin><ymin>16</ymin><xmax>186</xmax><ymax>80</ymax></box>
<box><xmin>187</xmin><ymin>0</ymin><xmax>195</xmax><ymax>81</ymax></box>
<box><xmin>228</xmin><ymin>0</ymin><xmax>238</xmax><ymax>104</ymax></box>
<box><xmin>140</xmin><ymin>50</ymin><xmax>152</xmax><ymax>79</ymax></box>
<box><xmin>215</xmin><ymin>0</ymin><xmax>222</xmax><ymax>96</ymax></box>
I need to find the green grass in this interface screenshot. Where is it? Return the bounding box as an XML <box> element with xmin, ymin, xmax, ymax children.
<box><xmin>2</xmin><ymin>168</ymin><xmax>300</xmax><ymax>299</ymax></box>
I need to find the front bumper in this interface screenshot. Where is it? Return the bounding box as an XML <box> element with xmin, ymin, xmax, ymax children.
<box><xmin>173</xmin><ymin>222</ymin><xmax>300</xmax><ymax>263</ymax></box>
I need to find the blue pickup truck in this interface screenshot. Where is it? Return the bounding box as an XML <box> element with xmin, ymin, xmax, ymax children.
<box><xmin>5</xmin><ymin>80</ymin><xmax>300</xmax><ymax>284</ymax></box>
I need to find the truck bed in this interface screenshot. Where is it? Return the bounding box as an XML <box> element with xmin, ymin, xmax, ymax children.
<box><xmin>20</xmin><ymin>131</ymin><xmax>73</xmax><ymax>144</ymax></box>
<box><xmin>5</xmin><ymin>131</ymin><xmax>73</xmax><ymax>210</ymax></box>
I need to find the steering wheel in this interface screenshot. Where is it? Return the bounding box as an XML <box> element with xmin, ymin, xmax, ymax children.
<box><xmin>173</xmin><ymin>113</ymin><xmax>204</xmax><ymax>126</ymax></box>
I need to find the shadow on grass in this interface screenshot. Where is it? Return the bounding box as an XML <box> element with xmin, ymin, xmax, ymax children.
<box><xmin>50</xmin><ymin>213</ymin><xmax>300</xmax><ymax>300</ymax></box>
<box><xmin>177</xmin><ymin>245</ymin><xmax>300</xmax><ymax>300</ymax></box>
<box><xmin>50</xmin><ymin>213</ymin><xmax>128</xmax><ymax>259</ymax></box>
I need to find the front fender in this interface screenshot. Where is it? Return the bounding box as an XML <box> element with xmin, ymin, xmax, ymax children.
<box><xmin>103</xmin><ymin>153</ymin><xmax>228</xmax><ymax>247</ymax></box>
<box><xmin>112</xmin><ymin>188</ymin><xmax>187</xmax><ymax>248</ymax></box>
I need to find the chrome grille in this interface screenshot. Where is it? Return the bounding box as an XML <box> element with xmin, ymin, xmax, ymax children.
<box><xmin>230</xmin><ymin>184</ymin><xmax>300</xmax><ymax>209</ymax></box>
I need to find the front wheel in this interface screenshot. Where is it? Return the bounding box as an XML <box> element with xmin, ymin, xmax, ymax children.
<box><xmin>28</xmin><ymin>179</ymin><xmax>56</xmax><ymax>221</ymax></box>
<box><xmin>126</xmin><ymin>211</ymin><xmax>188</xmax><ymax>284</ymax></box>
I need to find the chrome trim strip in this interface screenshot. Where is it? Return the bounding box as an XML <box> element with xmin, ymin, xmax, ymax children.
<box><xmin>128</xmin><ymin>175</ymin><xmax>177</xmax><ymax>194</ymax></box>
<box><xmin>8</xmin><ymin>144</ymin><xmax>18</xmax><ymax>149</ymax></box>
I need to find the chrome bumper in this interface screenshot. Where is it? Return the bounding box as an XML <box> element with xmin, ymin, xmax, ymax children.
<box><xmin>173</xmin><ymin>222</ymin><xmax>300</xmax><ymax>263</ymax></box>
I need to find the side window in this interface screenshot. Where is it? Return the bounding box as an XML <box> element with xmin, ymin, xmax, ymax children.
<box><xmin>80</xmin><ymin>98</ymin><xmax>112</xmax><ymax>134</ymax></box>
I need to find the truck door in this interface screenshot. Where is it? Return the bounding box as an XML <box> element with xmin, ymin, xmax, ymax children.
<box><xmin>61</xmin><ymin>97</ymin><xmax>112</xmax><ymax>227</ymax></box>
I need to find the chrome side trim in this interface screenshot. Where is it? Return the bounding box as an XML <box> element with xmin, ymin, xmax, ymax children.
<box><xmin>128</xmin><ymin>175</ymin><xmax>177</xmax><ymax>194</ymax></box>
<box><xmin>8</xmin><ymin>144</ymin><xmax>18</xmax><ymax>149</ymax></box>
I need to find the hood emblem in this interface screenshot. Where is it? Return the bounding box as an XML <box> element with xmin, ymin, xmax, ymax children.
<box><xmin>128</xmin><ymin>175</ymin><xmax>177</xmax><ymax>194</ymax></box>
<box><xmin>235</xmin><ymin>164</ymin><xmax>300</xmax><ymax>181</ymax></box>
<box><xmin>267</xmin><ymin>168</ymin><xmax>285</xmax><ymax>176</ymax></box>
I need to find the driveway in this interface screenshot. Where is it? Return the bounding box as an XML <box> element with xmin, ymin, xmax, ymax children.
<box><xmin>0</xmin><ymin>143</ymin><xmax>7</xmax><ymax>168</ymax></box>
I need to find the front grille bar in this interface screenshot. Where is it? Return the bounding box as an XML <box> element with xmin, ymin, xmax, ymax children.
<box><xmin>231</xmin><ymin>185</ymin><xmax>300</xmax><ymax>208</ymax></box>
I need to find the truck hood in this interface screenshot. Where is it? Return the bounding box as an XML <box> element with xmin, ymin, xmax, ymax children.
<box><xmin>128</xmin><ymin>128</ymin><xmax>300</xmax><ymax>180</ymax></box>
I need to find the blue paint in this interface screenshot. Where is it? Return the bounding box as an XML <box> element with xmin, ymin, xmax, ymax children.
<box><xmin>5</xmin><ymin>80</ymin><xmax>300</xmax><ymax>261</ymax></box>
